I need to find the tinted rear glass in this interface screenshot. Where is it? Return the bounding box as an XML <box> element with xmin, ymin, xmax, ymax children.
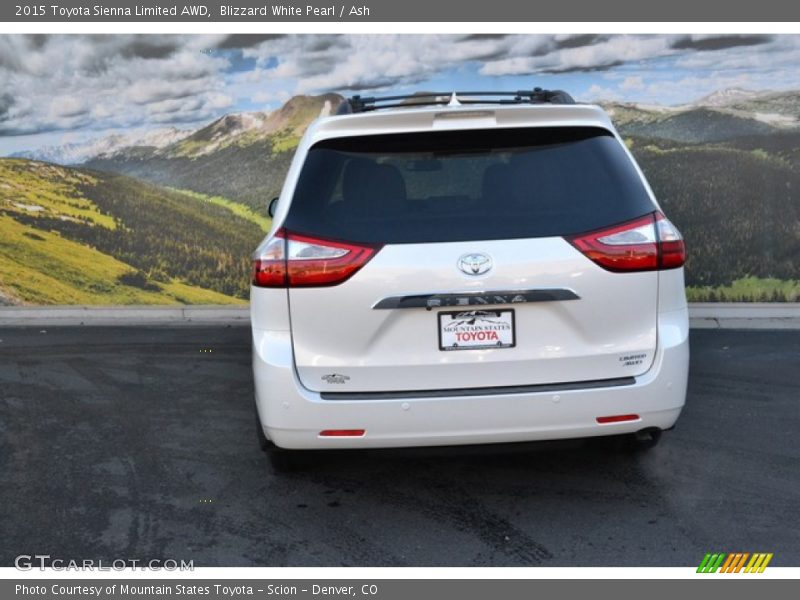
<box><xmin>284</xmin><ymin>127</ymin><xmax>655</xmax><ymax>244</ymax></box>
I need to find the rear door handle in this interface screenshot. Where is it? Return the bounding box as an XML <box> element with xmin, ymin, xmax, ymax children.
<box><xmin>372</xmin><ymin>288</ymin><xmax>579</xmax><ymax>310</ymax></box>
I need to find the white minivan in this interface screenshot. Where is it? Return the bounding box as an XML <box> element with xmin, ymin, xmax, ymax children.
<box><xmin>251</xmin><ymin>89</ymin><xmax>689</xmax><ymax>468</ymax></box>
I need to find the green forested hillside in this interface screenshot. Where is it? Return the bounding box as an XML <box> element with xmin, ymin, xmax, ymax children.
<box><xmin>612</xmin><ymin>107</ymin><xmax>778</xmax><ymax>143</ymax></box>
<box><xmin>86</xmin><ymin>94</ymin><xmax>342</xmax><ymax>211</ymax></box>
<box><xmin>716</xmin><ymin>130</ymin><xmax>800</xmax><ymax>166</ymax></box>
<box><xmin>88</xmin><ymin>141</ymin><xmax>295</xmax><ymax>212</ymax></box>
<box><xmin>630</xmin><ymin>138</ymin><xmax>800</xmax><ymax>290</ymax></box>
<box><xmin>0</xmin><ymin>159</ymin><xmax>264</xmax><ymax>304</ymax></box>
<box><xmin>88</xmin><ymin>132</ymin><xmax>800</xmax><ymax>298</ymax></box>
<box><xmin>34</xmin><ymin>93</ymin><xmax>800</xmax><ymax>303</ymax></box>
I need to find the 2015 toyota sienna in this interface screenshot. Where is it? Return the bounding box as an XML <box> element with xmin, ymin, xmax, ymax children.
<box><xmin>251</xmin><ymin>89</ymin><xmax>689</xmax><ymax>468</ymax></box>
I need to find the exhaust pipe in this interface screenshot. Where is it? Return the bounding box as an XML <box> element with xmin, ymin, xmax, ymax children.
<box><xmin>632</xmin><ymin>427</ymin><xmax>662</xmax><ymax>450</ymax></box>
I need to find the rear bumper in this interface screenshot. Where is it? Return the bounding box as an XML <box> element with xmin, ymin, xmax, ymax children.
<box><xmin>253</xmin><ymin>309</ymin><xmax>689</xmax><ymax>450</ymax></box>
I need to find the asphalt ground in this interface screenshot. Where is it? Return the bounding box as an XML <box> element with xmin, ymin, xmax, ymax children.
<box><xmin>0</xmin><ymin>326</ymin><xmax>798</xmax><ymax>567</ymax></box>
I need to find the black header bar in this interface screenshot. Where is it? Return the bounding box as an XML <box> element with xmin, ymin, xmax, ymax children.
<box><xmin>3</xmin><ymin>0</ymin><xmax>800</xmax><ymax>22</ymax></box>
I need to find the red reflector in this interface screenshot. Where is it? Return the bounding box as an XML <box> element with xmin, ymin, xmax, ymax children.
<box><xmin>596</xmin><ymin>414</ymin><xmax>640</xmax><ymax>424</ymax></box>
<box><xmin>319</xmin><ymin>429</ymin><xmax>366</xmax><ymax>437</ymax></box>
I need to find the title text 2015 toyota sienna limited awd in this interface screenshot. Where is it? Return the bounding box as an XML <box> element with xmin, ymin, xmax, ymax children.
<box><xmin>251</xmin><ymin>88</ymin><xmax>689</xmax><ymax>469</ymax></box>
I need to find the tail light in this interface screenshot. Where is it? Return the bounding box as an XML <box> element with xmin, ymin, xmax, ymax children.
<box><xmin>655</xmin><ymin>214</ymin><xmax>686</xmax><ymax>269</ymax></box>
<box><xmin>566</xmin><ymin>211</ymin><xmax>685</xmax><ymax>272</ymax></box>
<box><xmin>252</xmin><ymin>229</ymin><xmax>381</xmax><ymax>288</ymax></box>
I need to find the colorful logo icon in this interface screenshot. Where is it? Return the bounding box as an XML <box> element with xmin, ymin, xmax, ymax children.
<box><xmin>697</xmin><ymin>553</ymin><xmax>773</xmax><ymax>573</ymax></box>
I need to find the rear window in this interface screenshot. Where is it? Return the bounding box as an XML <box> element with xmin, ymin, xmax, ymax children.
<box><xmin>283</xmin><ymin>127</ymin><xmax>655</xmax><ymax>244</ymax></box>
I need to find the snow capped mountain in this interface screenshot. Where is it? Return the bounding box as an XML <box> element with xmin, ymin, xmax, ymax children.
<box><xmin>18</xmin><ymin>89</ymin><xmax>800</xmax><ymax>167</ymax></box>
<box><xmin>9</xmin><ymin>94</ymin><xmax>344</xmax><ymax>165</ymax></box>
<box><xmin>162</xmin><ymin>112</ymin><xmax>270</xmax><ymax>157</ymax></box>
<box><xmin>129</xmin><ymin>127</ymin><xmax>193</xmax><ymax>150</ymax></box>
<box><xmin>691</xmin><ymin>88</ymin><xmax>765</xmax><ymax>108</ymax></box>
<box><xmin>10</xmin><ymin>127</ymin><xmax>191</xmax><ymax>165</ymax></box>
<box><xmin>156</xmin><ymin>93</ymin><xmax>343</xmax><ymax>158</ymax></box>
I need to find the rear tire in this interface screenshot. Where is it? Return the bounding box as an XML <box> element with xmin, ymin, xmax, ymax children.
<box><xmin>254</xmin><ymin>404</ymin><xmax>310</xmax><ymax>472</ymax></box>
<box><xmin>254</xmin><ymin>404</ymin><xmax>271</xmax><ymax>453</ymax></box>
<box><xmin>267</xmin><ymin>447</ymin><xmax>311</xmax><ymax>473</ymax></box>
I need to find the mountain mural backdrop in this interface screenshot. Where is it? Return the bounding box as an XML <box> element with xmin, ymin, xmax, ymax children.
<box><xmin>2</xmin><ymin>90</ymin><xmax>800</xmax><ymax>305</ymax></box>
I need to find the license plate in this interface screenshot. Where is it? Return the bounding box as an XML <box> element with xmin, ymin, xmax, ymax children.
<box><xmin>438</xmin><ymin>309</ymin><xmax>515</xmax><ymax>351</ymax></box>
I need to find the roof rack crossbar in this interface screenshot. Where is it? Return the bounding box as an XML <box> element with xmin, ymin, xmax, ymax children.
<box><xmin>338</xmin><ymin>88</ymin><xmax>576</xmax><ymax>114</ymax></box>
<box><xmin>353</xmin><ymin>99</ymin><xmax>550</xmax><ymax>113</ymax></box>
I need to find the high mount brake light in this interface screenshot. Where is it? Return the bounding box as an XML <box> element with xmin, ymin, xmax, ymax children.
<box><xmin>567</xmin><ymin>212</ymin><xmax>685</xmax><ymax>272</ymax></box>
<box><xmin>252</xmin><ymin>229</ymin><xmax>382</xmax><ymax>288</ymax></box>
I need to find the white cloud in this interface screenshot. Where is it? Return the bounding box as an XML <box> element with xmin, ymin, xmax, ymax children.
<box><xmin>251</xmin><ymin>90</ymin><xmax>290</xmax><ymax>104</ymax></box>
<box><xmin>0</xmin><ymin>35</ymin><xmax>231</xmax><ymax>135</ymax></box>
<box><xmin>0</xmin><ymin>32</ymin><xmax>796</xmax><ymax>145</ymax></box>
<box><xmin>620</xmin><ymin>76</ymin><xmax>645</xmax><ymax>91</ymax></box>
<box><xmin>245</xmin><ymin>35</ymin><xmax>554</xmax><ymax>93</ymax></box>
<box><xmin>479</xmin><ymin>36</ymin><xmax>677</xmax><ymax>76</ymax></box>
<box><xmin>205</xmin><ymin>92</ymin><xmax>235</xmax><ymax>110</ymax></box>
<box><xmin>48</xmin><ymin>95</ymin><xmax>89</xmax><ymax>119</ymax></box>
<box><xmin>584</xmin><ymin>84</ymin><xmax>622</xmax><ymax>102</ymax></box>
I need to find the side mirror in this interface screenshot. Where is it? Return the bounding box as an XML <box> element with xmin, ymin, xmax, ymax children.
<box><xmin>268</xmin><ymin>197</ymin><xmax>279</xmax><ymax>218</ymax></box>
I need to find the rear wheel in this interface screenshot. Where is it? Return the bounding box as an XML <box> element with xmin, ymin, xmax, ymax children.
<box><xmin>267</xmin><ymin>447</ymin><xmax>311</xmax><ymax>472</ymax></box>
<box><xmin>254</xmin><ymin>404</ymin><xmax>310</xmax><ymax>472</ymax></box>
<box><xmin>254</xmin><ymin>404</ymin><xmax>271</xmax><ymax>452</ymax></box>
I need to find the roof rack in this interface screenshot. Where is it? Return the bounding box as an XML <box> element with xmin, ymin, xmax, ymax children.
<box><xmin>336</xmin><ymin>88</ymin><xmax>576</xmax><ymax>115</ymax></box>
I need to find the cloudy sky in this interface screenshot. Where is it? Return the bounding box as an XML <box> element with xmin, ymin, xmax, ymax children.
<box><xmin>2</xmin><ymin>33</ymin><xmax>800</xmax><ymax>154</ymax></box>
